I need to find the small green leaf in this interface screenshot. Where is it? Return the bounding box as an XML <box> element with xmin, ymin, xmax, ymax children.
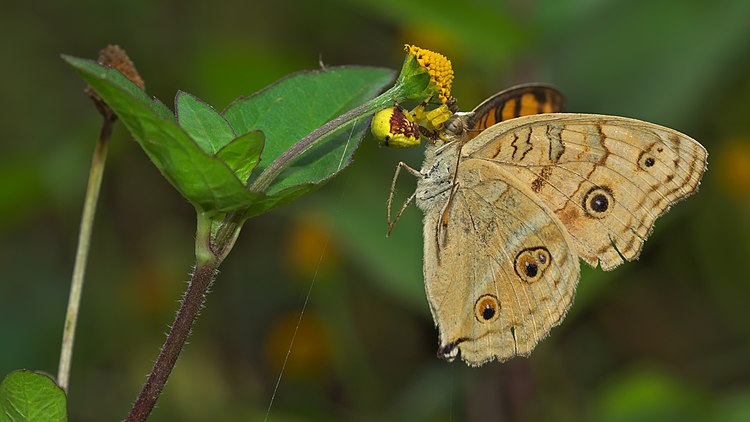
<box><xmin>176</xmin><ymin>91</ymin><xmax>236</xmax><ymax>154</ymax></box>
<box><xmin>62</xmin><ymin>55</ymin><xmax>262</xmax><ymax>213</ymax></box>
<box><xmin>215</xmin><ymin>130</ymin><xmax>264</xmax><ymax>183</ymax></box>
<box><xmin>0</xmin><ymin>370</ymin><xmax>67</xmax><ymax>422</ymax></box>
<box><xmin>151</xmin><ymin>97</ymin><xmax>174</xmax><ymax>120</ymax></box>
<box><xmin>224</xmin><ymin>66</ymin><xmax>395</xmax><ymax>193</ymax></box>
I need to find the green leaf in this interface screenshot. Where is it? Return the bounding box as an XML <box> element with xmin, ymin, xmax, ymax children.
<box><xmin>0</xmin><ymin>370</ymin><xmax>67</xmax><ymax>422</ymax></box>
<box><xmin>62</xmin><ymin>55</ymin><xmax>262</xmax><ymax>213</ymax></box>
<box><xmin>268</xmin><ymin>116</ymin><xmax>371</xmax><ymax>193</ymax></box>
<box><xmin>65</xmin><ymin>56</ymin><xmax>395</xmax><ymax>219</ymax></box>
<box><xmin>215</xmin><ymin>130</ymin><xmax>264</xmax><ymax>183</ymax></box>
<box><xmin>151</xmin><ymin>97</ymin><xmax>174</xmax><ymax>120</ymax></box>
<box><xmin>176</xmin><ymin>91</ymin><xmax>236</xmax><ymax>154</ymax></box>
<box><xmin>223</xmin><ymin>66</ymin><xmax>395</xmax><ymax>194</ymax></box>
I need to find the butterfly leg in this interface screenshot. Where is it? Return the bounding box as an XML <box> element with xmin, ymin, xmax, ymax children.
<box><xmin>434</xmin><ymin>181</ymin><xmax>461</xmax><ymax>261</ymax></box>
<box><xmin>434</xmin><ymin>146</ymin><xmax>464</xmax><ymax>254</ymax></box>
<box><xmin>387</xmin><ymin>161</ymin><xmax>422</xmax><ymax>236</ymax></box>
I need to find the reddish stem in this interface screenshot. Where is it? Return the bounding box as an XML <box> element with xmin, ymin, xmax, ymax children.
<box><xmin>126</xmin><ymin>263</ymin><xmax>217</xmax><ymax>421</ymax></box>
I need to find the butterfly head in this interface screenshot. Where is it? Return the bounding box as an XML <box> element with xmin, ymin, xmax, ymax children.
<box><xmin>441</xmin><ymin>112</ymin><xmax>471</xmax><ymax>139</ymax></box>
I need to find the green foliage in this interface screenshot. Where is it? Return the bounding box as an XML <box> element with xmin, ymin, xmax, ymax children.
<box><xmin>223</xmin><ymin>67</ymin><xmax>395</xmax><ymax>195</ymax></box>
<box><xmin>175</xmin><ymin>91</ymin><xmax>239</xmax><ymax>155</ymax></box>
<box><xmin>62</xmin><ymin>55</ymin><xmax>263</xmax><ymax>214</ymax></box>
<box><xmin>215</xmin><ymin>131</ymin><xmax>265</xmax><ymax>185</ymax></box>
<box><xmin>0</xmin><ymin>370</ymin><xmax>67</xmax><ymax>422</ymax></box>
<box><xmin>62</xmin><ymin>56</ymin><xmax>394</xmax><ymax>218</ymax></box>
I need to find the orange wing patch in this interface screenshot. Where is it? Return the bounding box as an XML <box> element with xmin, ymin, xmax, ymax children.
<box><xmin>467</xmin><ymin>84</ymin><xmax>565</xmax><ymax>140</ymax></box>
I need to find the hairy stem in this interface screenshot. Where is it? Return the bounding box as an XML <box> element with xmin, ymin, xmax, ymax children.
<box><xmin>126</xmin><ymin>214</ymin><xmax>218</xmax><ymax>421</ymax></box>
<box><xmin>57</xmin><ymin>116</ymin><xmax>115</xmax><ymax>392</ymax></box>
<box><xmin>126</xmin><ymin>84</ymin><xmax>401</xmax><ymax>419</ymax></box>
<box><xmin>126</xmin><ymin>265</ymin><xmax>217</xmax><ymax>421</ymax></box>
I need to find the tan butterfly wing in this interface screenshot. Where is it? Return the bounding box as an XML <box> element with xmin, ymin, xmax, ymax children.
<box><xmin>418</xmin><ymin>150</ymin><xmax>579</xmax><ymax>366</ymax></box>
<box><xmin>461</xmin><ymin>113</ymin><xmax>708</xmax><ymax>270</ymax></box>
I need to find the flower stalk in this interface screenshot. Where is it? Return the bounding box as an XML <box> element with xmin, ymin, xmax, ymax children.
<box><xmin>57</xmin><ymin>115</ymin><xmax>114</xmax><ymax>392</ymax></box>
<box><xmin>57</xmin><ymin>45</ymin><xmax>143</xmax><ymax>393</ymax></box>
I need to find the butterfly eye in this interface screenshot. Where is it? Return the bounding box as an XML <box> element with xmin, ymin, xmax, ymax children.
<box><xmin>515</xmin><ymin>247</ymin><xmax>552</xmax><ymax>283</ymax></box>
<box><xmin>474</xmin><ymin>294</ymin><xmax>500</xmax><ymax>323</ymax></box>
<box><xmin>443</xmin><ymin>115</ymin><xmax>465</xmax><ymax>138</ymax></box>
<box><xmin>582</xmin><ymin>186</ymin><xmax>614</xmax><ymax>219</ymax></box>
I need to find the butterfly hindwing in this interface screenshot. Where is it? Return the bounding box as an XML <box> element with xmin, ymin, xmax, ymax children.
<box><xmin>418</xmin><ymin>146</ymin><xmax>579</xmax><ymax>366</ymax></box>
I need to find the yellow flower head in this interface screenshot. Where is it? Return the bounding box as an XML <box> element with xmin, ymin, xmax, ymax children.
<box><xmin>368</xmin><ymin>44</ymin><xmax>456</xmax><ymax>148</ymax></box>
<box><xmin>404</xmin><ymin>44</ymin><xmax>454</xmax><ymax>104</ymax></box>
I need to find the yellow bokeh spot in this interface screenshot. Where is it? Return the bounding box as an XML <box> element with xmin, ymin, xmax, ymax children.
<box><xmin>263</xmin><ymin>311</ymin><xmax>331</xmax><ymax>379</ymax></box>
<box><xmin>717</xmin><ymin>138</ymin><xmax>750</xmax><ymax>200</ymax></box>
<box><xmin>127</xmin><ymin>261</ymin><xmax>172</xmax><ymax>317</ymax></box>
<box><xmin>285</xmin><ymin>216</ymin><xmax>339</xmax><ymax>279</ymax></box>
<box><xmin>404</xmin><ymin>44</ymin><xmax>454</xmax><ymax>104</ymax></box>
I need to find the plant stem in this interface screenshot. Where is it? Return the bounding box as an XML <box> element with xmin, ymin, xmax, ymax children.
<box><xmin>126</xmin><ymin>84</ymin><xmax>402</xmax><ymax>419</ymax></box>
<box><xmin>126</xmin><ymin>214</ymin><xmax>219</xmax><ymax>422</ymax></box>
<box><xmin>57</xmin><ymin>116</ymin><xmax>115</xmax><ymax>392</ymax></box>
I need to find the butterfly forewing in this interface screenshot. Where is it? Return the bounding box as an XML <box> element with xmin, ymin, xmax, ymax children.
<box><xmin>462</xmin><ymin>113</ymin><xmax>708</xmax><ymax>270</ymax></box>
<box><xmin>465</xmin><ymin>84</ymin><xmax>565</xmax><ymax>140</ymax></box>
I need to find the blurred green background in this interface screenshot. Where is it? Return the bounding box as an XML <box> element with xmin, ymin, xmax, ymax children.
<box><xmin>2</xmin><ymin>0</ymin><xmax>750</xmax><ymax>420</ymax></box>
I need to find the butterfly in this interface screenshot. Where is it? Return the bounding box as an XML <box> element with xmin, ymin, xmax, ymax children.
<box><xmin>375</xmin><ymin>83</ymin><xmax>707</xmax><ymax>366</ymax></box>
